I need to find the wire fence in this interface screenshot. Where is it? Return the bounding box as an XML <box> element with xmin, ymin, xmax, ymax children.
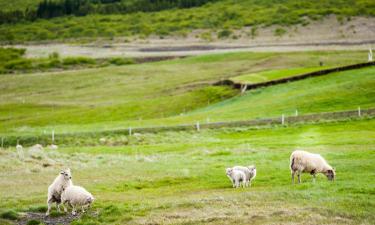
<box><xmin>1</xmin><ymin>108</ymin><xmax>374</xmax><ymax>148</ymax></box>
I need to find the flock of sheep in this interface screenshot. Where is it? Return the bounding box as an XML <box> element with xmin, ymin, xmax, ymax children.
<box><xmin>13</xmin><ymin>142</ymin><xmax>336</xmax><ymax>216</ymax></box>
<box><xmin>227</xmin><ymin>150</ymin><xmax>336</xmax><ymax>188</ymax></box>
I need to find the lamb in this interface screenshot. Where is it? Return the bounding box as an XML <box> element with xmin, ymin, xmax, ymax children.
<box><xmin>46</xmin><ymin>168</ymin><xmax>73</xmax><ymax>216</ymax></box>
<box><xmin>232</xmin><ymin>165</ymin><xmax>257</xmax><ymax>187</ymax></box>
<box><xmin>61</xmin><ymin>185</ymin><xmax>94</xmax><ymax>215</ymax></box>
<box><xmin>226</xmin><ymin>168</ymin><xmax>246</xmax><ymax>188</ymax></box>
<box><xmin>290</xmin><ymin>150</ymin><xmax>335</xmax><ymax>184</ymax></box>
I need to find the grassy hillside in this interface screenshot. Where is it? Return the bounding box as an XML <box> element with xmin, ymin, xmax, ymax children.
<box><xmin>1</xmin><ymin>0</ymin><xmax>374</xmax><ymax>43</ymax></box>
<box><xmin>1</xmin><ymin>119</ymin><xmax>374</xmax><ymax>224</ymax></box>
<box><xmin>0</xmin><ymin>50</ymin><xmax>372</xmax><ymax>136</ymax></box>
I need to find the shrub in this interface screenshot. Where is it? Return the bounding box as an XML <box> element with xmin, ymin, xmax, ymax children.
<box><xmin>0</xmin><ymin>210</ymin><xmax>19</xmax><ymax>220</ymax></box>
<box><xmin>62</xmin><ymin>57</ymin><xmax>96</xmax><ymax>66</ymax></box>
<box><xmin>27</xmin><ymin>219</ymin><xmax>42</xmax><ymax>225</ymax></box>
<box><xmin>274</xmin><ymin>27</ymin><xmax>287</xmax><ymax>36</ymax></box>
<box><xmin>217</xmin><ymin>29</ymin><xmax>232</xmax><ymax>39</ymax></box>
<box><xmin>4</xmin><ymin>59</ymin><xmax>32</xmax><ymax>70</ymax></box>
<box><xmin>108</xmin><ymin>57</ymin><xmax>135</xmax><ymax>66</ymax></box>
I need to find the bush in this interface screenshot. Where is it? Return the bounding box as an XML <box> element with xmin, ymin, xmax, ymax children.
<box><xmin>108</xmin><ymin>57</ymin><xmax>135</xmax><ymax>66</ymax></box>
<box><xmin>4</xmin><ymin>59</ymin><xmax>32</xmax><ymax>70</ymax></box>
<box><xmin>0</xmin><ymin>210</ymin><xmax>19</xmax><ymax>220</ymax></box>
<box><xmin>217</xmin><ymin>29</ymin><xmax>232</xmax><ymax>39</ymax></box>
<box><xmin>62</xmin><ymin>57</ymin><xmax>96</xmax><ymax>66</ymax></box>
<box><xmin>27</xmin><ymin>220</ymin><xmax>43</xmax><ymax>225</ymax></box>
<box><xmin>274</xmin><ymin>27</ymin><xmax>287</xmax><ymax>36</ymax></box>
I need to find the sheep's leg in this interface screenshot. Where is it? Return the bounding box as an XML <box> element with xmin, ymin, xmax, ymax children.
<box><xmin>46</xmin><ymin>197</ymin><xmax>53</xmax><ymax>216</ymax></box>
<box><xmin>232</xmin><ymin>178</ymin><xmax>235</xmax><ymax>188</ymax></box>
<box><xmin>56</xmin><ymin>203</ymin><xmax>60</xmax><ymax>212</ymax></box>
<box><xmin>235</xmin><ymin>180</ymin><xmax>239</xmax><ymax>188</ymax></box>
<box><xmin>81</xmin><ymin>206</ymin><xmax>85</xmax><ymax>213</ymax></box>
<box><xmin>62</xmin><ymin>203</ymin><xmax>68</xmax><ymax>213</ymax></box>
<box><xmin>291</xmin><ymin>171</ymin><xmax>295</xmax><ymax>184</ymax></box>
<box><xmin>71</xmin><ymin>205</ymin><xmax>77</xmax><ymax>216</ymax></box>
<box><xmin>312</xmin><ymin>173</ymin><xmax>316</xmax><ymax>183</ymax></box>
<box><xmin>297</xmin><ymin>172</ymin><xmax>301</xmax><ymax>184</ymax></box>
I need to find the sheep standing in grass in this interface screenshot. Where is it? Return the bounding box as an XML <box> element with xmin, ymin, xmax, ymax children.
<box><xmin>290</xmin><ymin>150</ymin><xmax>335</xmax><ymax>184</ymax></box>
<box><xmin>46</xmin><ymin>168</ymin><xmax>73</xmax><ymax>216</ymax></box>
<box><xmin>61</xmin><ymin>185</ymin><xmax>94</xmax><ymax>215</ymax></box>
<box><xmin>226</xmin><ymin>168</ymin><xmax>246</xmax><ymax>188</ymax></box>
<box><xmin>233</xmin><ymin>165</ymin><xmax>257</xmax><ymax>187</ymax></box>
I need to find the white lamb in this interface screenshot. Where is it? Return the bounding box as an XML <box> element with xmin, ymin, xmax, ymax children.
<box><xmin>226</xmin><ymin>168</ymin><xmax>246</xmax><ymax>188</ymax></box>
<box><xmin>46</xmin><ymin>168</ymin><xmax>73</xmax><ymax>216</ymax></box>
<box><xmin>290</xmin><ymin>150</ymin><xmax>335</xmax><ymax>184</ymax></box>
<box><xmin>61</xmin><ymin>185</ymin><xmax>94</xmax><ymax>215</ymax></box>
<box><xmin>233</xmin><ymin>165</ymin><xmax>257</xmax><ymax>187</ymax></box>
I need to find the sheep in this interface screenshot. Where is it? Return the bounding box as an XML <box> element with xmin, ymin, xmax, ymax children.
<box><xmin>226</xmin><ymin>168</ymin><xmax>246</xmax><ymax>188</ymax></box>
<box><xmin>16</xmin><ymin>142</ymin><xmax>24</xmax><ymax>160</ymax></box>
<box><xmin>61</xmin><ymin>185</ymin><xmax>94</xmax><ymax>215</ymax></box>
<box><xmin>290</xmin><ymin>150</ymin><xmax>335</xmax><ymax>184</ymax></box>
<box><xmin>232</xmin><ymin>165</ymin><xmax>257</xmax><ymax>187</ymax></box>
<box><xmin>46</xmin><ymin>168</ymin><xmax>73</xmax><ymax>216</ymax></box>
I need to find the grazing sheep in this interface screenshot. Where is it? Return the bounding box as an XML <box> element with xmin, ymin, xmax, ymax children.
<box><xmin>46</xmin><ymin>168</ymin><xmax>73</xmax><ymax>216</ymax></box>
<box><xmin>226</xmin><ymin>168</ymin><xmax>246</xmax><ymax>188</ymax></box>
<box><xmin>232</xmin><ymin>165</ymin><xmax>257</xmax><ymax>187</ymax></box>
<box><xmin>290</xmin><ymin>150</ymin><xmax>335</xmax><ymax>184</ymax></box>
<box><xmin>61</xmin><ymin>185</ymin><xmax>94</xmax><ymax>215</ymax></box>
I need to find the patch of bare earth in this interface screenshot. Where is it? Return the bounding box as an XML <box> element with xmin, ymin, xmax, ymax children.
<box><xmin>17</xmin><ymin>212</ymin><xmax>79</xmax><ymax>225</ymax></box>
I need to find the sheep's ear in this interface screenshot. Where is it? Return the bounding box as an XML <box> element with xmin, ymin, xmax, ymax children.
<box><xmin>60</xmin><ymin>170</ymin><xmax>65</xmax><ymax>174</ymax></box>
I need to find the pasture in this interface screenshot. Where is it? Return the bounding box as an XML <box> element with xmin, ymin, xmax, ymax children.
<box><xmin>0</xmin><ymin>119</ymin><xmax>374</xmax><ymax>224</ymax></box>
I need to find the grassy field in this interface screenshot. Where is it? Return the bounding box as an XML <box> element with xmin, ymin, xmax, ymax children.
<box><xmin>0</xmin><ymin>118</ymin><xmax>374</xmax><ymax>224</ymax></box>
<box><xmin>0</xmin><ymin>50</ymin><xmax>372</xmax><ymax>137</ymax></box>
<box><xmin>1</xmin><ymin>0</ymin><xmax>374</xmax><ymax>43</ymax></box>
<box><xmin>230</xmin><ymin>66</ymin><xmax>332</xmax><ymax>84</ymax></box>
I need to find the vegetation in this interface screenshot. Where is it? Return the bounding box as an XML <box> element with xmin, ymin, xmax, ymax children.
<box><xmin>0</xmin><ymin>50</ymin><xmax>372</xmax><ymax>136</ymax></box>
<box><xmin>0</xmin><ymin>0</ymin><xmax>374</xmax><ymax>43</ymax></box>
<box><xmin>0</xmin><ymin>119</ymin><xmax>374</xmax><ymax>224</ymax></box>
<box><xmin>0</xmin><ymin>47</ymin><xmax>136</xmax><ymax>74</ymax></box>
<box><xmin>230</xmin><ymin>66</ymin><xmax>332</xmax><ymax>84</ymax></box>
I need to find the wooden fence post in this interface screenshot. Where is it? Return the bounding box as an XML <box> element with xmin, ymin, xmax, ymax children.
<box><xmin>281</xmin><ymin>114</ymin><xmax>285</xmax><ymax>125</ymax></box>
<box><xmin>196</xmin><ymin>121</ymin><xmax>200</xmax><ymax>131</ymax></box>
<box><xmin>295</xmin><ymin>109</ymin><xmax>298</xmax><ymax>116</ymax></box>
<box><xmin>129</xmin><ymin>127</ymin><xmax>132</xmax><ymax>136</ymax></box>
<box><xmin>358</xmin><ymin>107</ymin><xmax>361</xmax><ymax>117</ymax></box>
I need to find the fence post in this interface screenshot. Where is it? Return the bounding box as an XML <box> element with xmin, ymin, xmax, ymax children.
<box><xmin>295</xmin><ymin>109</ymin><xmax>298</xmax><ymax>116</ymax></box>
<box><xmin>281</xmin><ymin>114</ymin><xmax>285</xmax><ymax>125</ymax></box>
<box><xmin>129</xmin><ymin>127</ymin><xmax>132</xmax><ymax>136</ymax></box>
<box><xmin>196</xmin><ymin>121</ymin><xmax>200</xmax><ymax>131</ymax></box>
<box><xmin>358</xmin><ymin>106</ymin><xmax>361</xmax><ymax>117</ymax></box>
<box><xmin>52</xmin><ymin>130</ymin><xmax>55</xmax><ymax>144</ymax></box>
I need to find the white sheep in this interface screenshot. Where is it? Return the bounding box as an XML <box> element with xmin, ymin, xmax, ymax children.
<box><xmin>46</xmin><ymin>168</ymin><xmax>73</xmax><ymax>216</ymax></box>
<box><xmin>16</xmin><ymin>143</ymin><xmax>24</xmax><ymax>160</ymax></box>
<box><xmin>48</xmin><ymin>144</ymin><xmax>58</xmax><ymax>150</ymax></box>
<box><xmin>233</xmin><ymin>165</ymin><xmax>257</xmax><ymax>187</ymax></box>
<box><xmin>290</xmin><ymin>150</ymin><xmax>335</xmax><ymax>184</ymax></box>
<box><xmin>226</xmin><ymin>168</ymin><xmax>246</xmax><ymax>188</ymax></box>
<box><xmin>61</xmin><ymin>185</ymin><xmax>94</xmax><ymax>215</ymax></box>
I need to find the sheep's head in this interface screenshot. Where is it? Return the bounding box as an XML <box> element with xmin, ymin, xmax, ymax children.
<box><xmin>247</xmin><ymin>165</ymin><xmax>256</xmax><ymax>171</ymax></box>
<box><xmin>226</xmin><ymin>168</ymin><xmax>233</xmax><ymax>176</ymax></box>
<box><xmin>325</xmin><ymin>169</ymin><xmax>335</xmax><ymax>181</ymax></box>
<box><xmin>60</xmin><ymin>168</ymin><xmax>72</xmax><ymax>180</ymax></box>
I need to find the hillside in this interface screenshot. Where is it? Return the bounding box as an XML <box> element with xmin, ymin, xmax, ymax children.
<box><xmin>0</xmin><ymin>50</ymin><xmax>373</xmax><ymax>136</ymax></box>
<box><xmin>1</xmin><ymin>0</ymin><xmax>374</xmax><ymax>43</ymax></box>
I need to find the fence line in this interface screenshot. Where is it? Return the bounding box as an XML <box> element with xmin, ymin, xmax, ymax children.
<box><xmin>214</xmin><ymin>61</ymin><xmax>375</xmax><ymax>91</ymax></box>
<box><xmin>1</xmin><ymin>108</ymin><xmax>375</xmax><ymax>147</ymax></box>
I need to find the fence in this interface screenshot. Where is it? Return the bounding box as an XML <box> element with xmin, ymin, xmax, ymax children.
<box><xmin>1</xmin><ymin>108</ymin><xmax>374</xmax><ymax>148</ymax></box>
<box><xmin>214</xmin><ymin>61</ymin><xmax>375</xmax><ymax>91</ymax></box>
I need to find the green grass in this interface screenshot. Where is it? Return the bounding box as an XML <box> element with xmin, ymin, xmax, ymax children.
<box><xmin>231</xmin><ymin>66</ymin><xmax>331</xmax><ymax>84</ymax></box>
<box><xmin>0</xmin><ymin>119</ymin><xmax>374</xmax><ymax>224</ymax></box>
<box><xmin>0</xmin><ymin>50</ymin><xmax>372</xmax><ymax>136</ymax></box>
<box><xmin>1</xmin><ymin>0</ymin><xmax>374</xmax><ymax>43</ymax></box>
<box><xmin>0</xmin><ymin>0</ymin><xmax>40</xmax><ymax>11</ymax></box>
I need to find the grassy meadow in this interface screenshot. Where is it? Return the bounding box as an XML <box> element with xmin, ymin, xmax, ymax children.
<box><xmin>0</xmin><ymin>119</ymin><xmax>374</xmax><ymax>224</ymax></box>
<box><xmin>1</xmin><ymin>0</ymin><xmax>375</xmax><ymax>43</ymax></box>
<box><xmin>1</xmin><ymin>50</ymin><xmax>373</xmax><ymax>137</ymax></box>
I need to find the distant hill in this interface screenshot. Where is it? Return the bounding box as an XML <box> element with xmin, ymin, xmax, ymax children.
<box><xmin>0</xmin><ymin>0</ymin><xmax>374</xmax><ymax>43</ymax></box>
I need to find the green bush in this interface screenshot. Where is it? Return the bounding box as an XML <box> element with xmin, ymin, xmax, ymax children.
<box><xmin>0</xmin><ymin>210</ymin><xmax>19</xmax><ymax>220</ymax></box>
<box><xmin>26</xmin><ymin>220</ymin><xmax>43</xmax><ymax>225</ymax></box>
<box><xmin>4</xmin><ymin>59</ymin><xmax>32</xmax><ymax>70</ymax></box>
<box><xmin>217</xmin><ymin>29</ymin><xmax>232</xmax><ymax>39</ymax></box>
<box><xmin>62</xmin><ymin>57</ymin><xmax>96</xmax><ymax>66</ymax></box>
<box><xmin>274</xmin><ymin>27</ymin><xmax>287</xmax><ymax>36</ymax></box>
<box><xmin>108</xmin><ymin>57</ymin><xmax>135</xmax><ymax>66</ymax></box>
